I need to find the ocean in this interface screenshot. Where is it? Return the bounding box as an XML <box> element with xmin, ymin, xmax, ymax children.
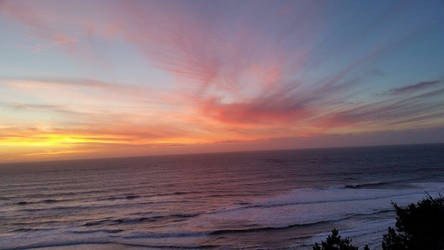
<box><xmin>1</xmin><ymin>144</ymin><xmax>444</xmax><ymax>249</ymax></box>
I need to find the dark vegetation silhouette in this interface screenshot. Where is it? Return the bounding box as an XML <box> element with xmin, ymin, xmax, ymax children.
<box><xmin>382</xmin><ymin>195</ymin><xmax>444</xmax><ymax>250</ymax></box>
<box><xmin>312</xmin><ymin>228</ymin><xmax>368</xmax><ymax>250</ymax></box>
<box><xmin>313</xmin><ymin>196</ymin><xmax>444</xmax><ymax>250</ymax></box>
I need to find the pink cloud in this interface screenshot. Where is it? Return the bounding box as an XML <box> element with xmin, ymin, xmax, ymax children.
<box><xmin>197</xmin><ymin>96</ymin><xmax>312</xmax><ymax>125</ymax></box>
<box><xmin>1</xmin><ymin>0</ymin><xmax>443</xmax><ymax>162</ymax></box>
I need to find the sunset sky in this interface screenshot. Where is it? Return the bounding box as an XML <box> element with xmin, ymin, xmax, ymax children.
<box><xmin>1</xmin><ymin>0</ymin><xmax>444</xmax><ymax>162</ymax></box>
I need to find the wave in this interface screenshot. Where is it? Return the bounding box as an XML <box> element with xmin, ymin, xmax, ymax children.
<box><xmin>3</xmin><ymin>241</ymin><xmax>216</xmax><ymax>250</ymax></box>
<box><xmin>71</xmin><ymin>229</ymin><xmax>123</xmax><ymax>234</ymax></box>
<box><xmin>205</xmin><ymin>189</ymin><xmax>413</xmax><ymax>215</ymax></box>
<box><xmin>344</xmin><ymin>181</ymin><xmax>389</xmax><ymax>189</ymax></box>
<box><xmin>3</xmin><ymin>189</ymin><xmax>106</xmax><ymax>200</ymax></box>
<box><xmin>2</xmin><ymin>241</ymin><xmax>111</xmax><ymax>250</ymax></box>
<box><xmin>11</xmin><ymin>192</ymin><xmax>169</xmax><ymax>206</ymax></box>
<box><xmin>14</xmin><ymin>199</ymin><xmax>186</xmax><ymax>213</ymax></box>
<box><xmin>15</xmin><ymin>199</ymin><xmax>60</xmax><ymax>206</ymax></box>
<box><xmin>83</xmin><ymin>213</ymin><xmax>199</xmax><ymax>227</ymax></box>
<box><xmin>6</xmin><ymin>190</ymin><xmax>205</xmax><ymax>210</ymax></box>
<box><xmin>97</xmin><ymin>194</ymin><xmax>141</xmax><ymax>201</ymax></box>
<box><xmin>1</xmin><ymin>210</ymin><xmax>391</xmax><ymax>250</ymax></box>
<box><xmin>192</xmin><ymin>182</ymin><xmax>444</xmax><ymax>232</ymax></box>
<box><xmin>121</xmin><ymin>231</ymin><xmax>210</xmax><ymax>240</ymax></box>
<box><xmin>208</xmin><ymin>220</ymin><xmax>338</xmax><ymax>235</ymax></box>
<box><xmin>242</xmin><ymin>182</ymin><xmax>444</xmax><ymax>210</ymax></box>
<box><xmin>122</xmin><ymin>208</ymin><xmax>393</xmax><ymax>240</ymax></box>
<box><xmin>343</xmin><ymin>177</ymin><xmax>431</xmax><ymax>189</ymax></box>
<box><xmin>11</xmin><ymin>227</ymin><xmax>55</xmax><ymax>233</ymax></box>
<box><xmin>96</xmin><ymin>191</ymin><xmax>199</xmax><ymax>202</ymax></box>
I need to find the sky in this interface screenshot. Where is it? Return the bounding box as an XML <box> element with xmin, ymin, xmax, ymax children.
<box><xmin>0</xmin><ymin>0</ymin><xmax>444</xmax><ymax>163</ymax></box>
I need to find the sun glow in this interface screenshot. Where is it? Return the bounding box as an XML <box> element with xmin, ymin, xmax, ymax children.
<box><xmin>0</xmin><ymin>0</ymin><xmax>443</xmax><ymax>162</ymax></box>
<box><xmin>0</xmin><ymin>133</ymin><xmax>129</xmax><ymax>147</ymax></box>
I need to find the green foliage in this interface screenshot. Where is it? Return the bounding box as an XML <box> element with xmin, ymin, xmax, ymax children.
<box><xmin>382</xmin><ymin>195</ymin><xmax>444</xmax><ymax>250</ymax></box>
<box><xmin>313</xmin><ymin>229</ymin><xmax>359</xmax><ymax>250</ymax></box>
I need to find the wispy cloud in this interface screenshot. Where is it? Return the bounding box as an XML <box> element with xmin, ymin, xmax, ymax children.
<box><xmin>388</xmin><ymin>80</ymin><xmax>441</xmax><ymax>95</ymax></box>
<box><xmin>0</xmin><ymin>0</ymin><xmax>78</xmax><ymax>50</ymax></box>
<box><xmin>1</xmin><ymin>0</ymin><xmax>444</xmax><ymax>161</ymax></box>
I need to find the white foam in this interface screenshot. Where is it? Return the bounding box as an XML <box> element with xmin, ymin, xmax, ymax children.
<box><xmin>190</xmin><ymin>182</ymin><xmax>444</xmax><ymax>231</ymax></box>
<box><xmin>0</xmin><ymin>228</ymin><xmax>111</xmax><ymax>250</ymax></box>
<box><xmin>3</xmin><ymin>183</ymin><xmax>443</xmax><ymax>249</ymax></box>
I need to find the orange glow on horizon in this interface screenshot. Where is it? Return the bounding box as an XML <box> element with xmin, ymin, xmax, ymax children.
<box><xmin>0</xmin><ymin>133</ymin><xmax>130</xmax><ymax>147</ymax></box>
<box><xmin>1</xmin><ymin>1</ymin><xmax>443</xmax><ymax>163</ymax></box>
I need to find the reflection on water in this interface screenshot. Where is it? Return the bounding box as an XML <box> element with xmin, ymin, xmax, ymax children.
<box><xmin>1</xmin><ymin>144</ymin><xmax>444</xmax><ymax>249</ymax></box>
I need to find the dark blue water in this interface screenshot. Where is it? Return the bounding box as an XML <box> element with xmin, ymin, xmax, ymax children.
<box><xmin>1</xmin><ymin>144</ymin><xmax>443</xmax><ymax>249</ymax></box>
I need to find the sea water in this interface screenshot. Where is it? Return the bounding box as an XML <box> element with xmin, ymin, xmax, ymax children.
<box><xmin>1</xmin><ymin>144</ymin><xmax>443</xmax><ymax>249</ymax></box>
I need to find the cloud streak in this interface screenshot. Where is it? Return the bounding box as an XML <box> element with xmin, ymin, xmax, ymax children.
<box><xmin>0</xmin><ymin>0</ymin><xmax>444</xmax><ymax>161</ymax></box>
<box><xmin>388</xmin><ymin>80</ymin><xmax>441</xmax><ymax>95</ymax></box>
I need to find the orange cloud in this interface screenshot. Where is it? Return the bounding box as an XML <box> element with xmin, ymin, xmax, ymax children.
<box><xmin>1</xmin><ymin>1</ymin><xmax>443</xmax><ymax>162</ymax></box>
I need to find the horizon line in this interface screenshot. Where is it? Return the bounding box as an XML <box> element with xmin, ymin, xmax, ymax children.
<box><xmin>2</xmin><ymin>141</ymin><xmax>443</xmax><ymax>166</ymax></box>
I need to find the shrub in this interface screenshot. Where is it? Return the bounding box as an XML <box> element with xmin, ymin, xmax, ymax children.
<box><xmin>382</xmin><ymin>195</ymin><xmax>444</xmax><ymax>250</ymax></box>
<box><xmin>313</xmin><ymin>196</ymin><xmax>444</xmax><ymax>250</ymax></box>
<box><xmin>313</xmin><ymin>228</ymin><xmax>362</xmax><ymax>250</ymax></box>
